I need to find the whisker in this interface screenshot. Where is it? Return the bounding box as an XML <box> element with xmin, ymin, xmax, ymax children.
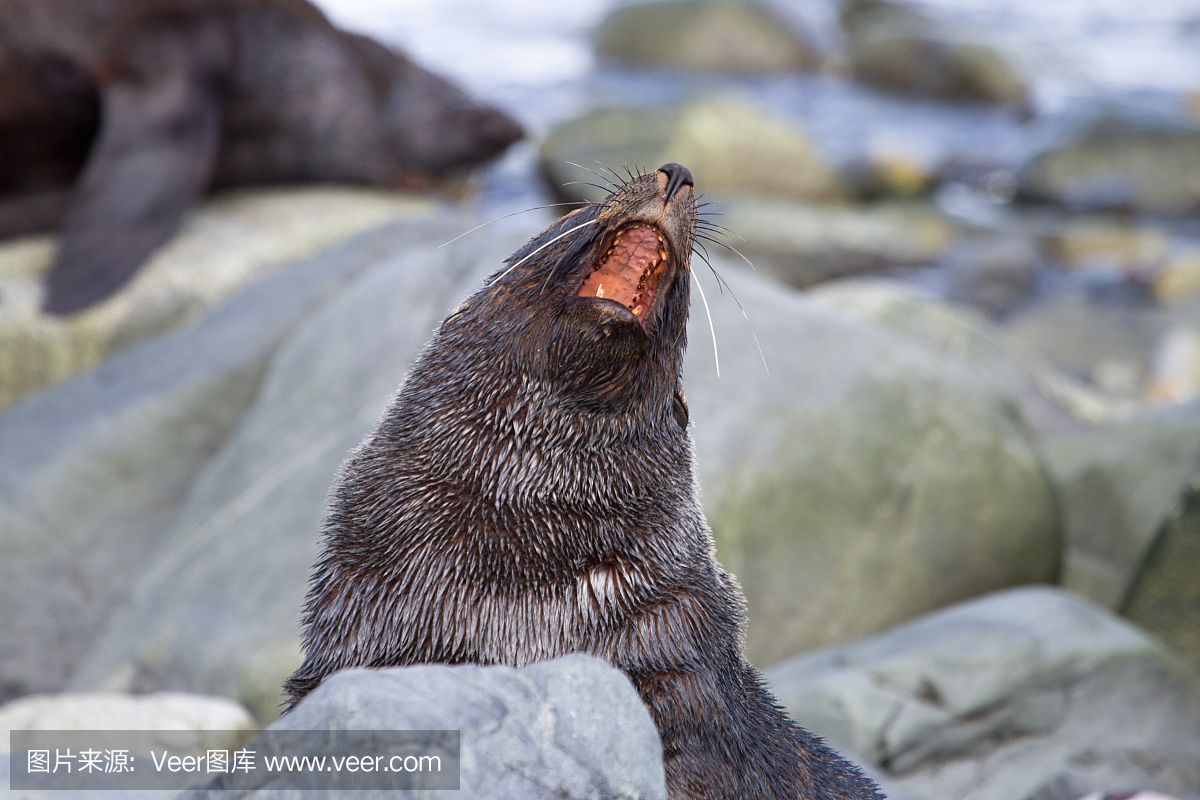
<box><xmin>696</xmin><ymin>222</ymin><xmax>743</xmax><ymax>241</ymax></box>
<box><xmin>594</xmin><ymin>161</ymin><xmax>626</xmax><ymax>184</ymax></box>
<box><xmin>696</xmin><ymin>254</ymin><xmax>769</xmax><ymax>375</ymax></box>
<box><xmin>690</xmin><ymin>265</ymin><xmax>720</xmax><ymax>379</ymax></box>
<box><xmin>440</xmin><ymin>203</ymin><xmax>593</xmax><ymax>247</ymax></box>
<box><xmin>564</xmin><ymin>161</ymin><xmax>622</xmax><ymax>190</ymax></box>
<box><xmin>697</xmin><ymin>233</ymin><xmax>756</xmax><ymax>271</ymax></box>
<box><xmin>490</xmin><ymin>219</ymin><xmax>600</xmax><ymax>285</ymax></box>
<box><xmin>564</xmin><ymin>180</ymin><xmax>620</xmax><ymax>194</ymax></box>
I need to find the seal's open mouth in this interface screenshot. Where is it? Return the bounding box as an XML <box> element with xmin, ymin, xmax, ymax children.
<box><xmin>576</xmin><ymin>225</ymin><xmax>669</xmax><ymax>323</ymax></box>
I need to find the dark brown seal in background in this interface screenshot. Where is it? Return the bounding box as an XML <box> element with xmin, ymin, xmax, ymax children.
<box><xmin>283</xmin><ymin>163</ymin><xmax>883</xmax><ymax>800</ymax></box>
<box><xmin>0</xmin><ymin>0</ymin><xmax>523</xmax><ymax>314</ymax></box>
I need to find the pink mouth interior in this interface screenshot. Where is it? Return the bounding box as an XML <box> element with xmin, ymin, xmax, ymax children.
<box><xmin>576</xmin><ymin>225</ymin><xmax>668</xmax><ymax>322</ymax></box>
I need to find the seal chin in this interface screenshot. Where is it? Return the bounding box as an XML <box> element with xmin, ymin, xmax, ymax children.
<box><xmin>576</xmin><ymin>224</ymin><xmax>670</xmax><ymax>325</ymax></box>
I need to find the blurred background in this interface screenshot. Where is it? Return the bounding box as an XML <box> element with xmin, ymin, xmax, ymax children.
<box><xmin>2</xmin><ymin>1</ymin><xmax>1200</xmax><ymax>799</ymax></box>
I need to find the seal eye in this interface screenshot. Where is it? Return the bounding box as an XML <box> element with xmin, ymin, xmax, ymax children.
<box><xmin>577</xmin><ymin>225</ymin><xmax>669</xmax><ymax>323</ymax></box>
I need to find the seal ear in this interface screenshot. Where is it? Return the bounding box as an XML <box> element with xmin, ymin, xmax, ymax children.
<box><xmin>43</xmin><ymin>15</ymin><xmax>230</xmax><ymax>315</ymax></box>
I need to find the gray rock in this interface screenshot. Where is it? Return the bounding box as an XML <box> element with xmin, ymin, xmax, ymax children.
<box><xmin>0</xmin><ymin>187</ymin><xmax>432</xmax><ymax>411</ymax></box>
<box><xmin>1000</xmin><ymin>294</ymin><xmax>1167</xmax><ymax>390</ymax></box>
<box><xmin>716</xmin><ymin>197</ymin><xmax>956</xmax><ymax>288</ymax></box>
<box><xmin>1017</xmin><ymin>113</ymin><xmax>1200</xmax><ymax>212</ymax></box>
<box><xmin>767</xmin><ymin>586</ymin><xmax>1200</xmax><ymax>800</ymax></box>
<box><xmin>940</xmin><ymin>235</ymin><xmax>1040</xmax><ymax>318</ymax></box>
<box><xmin>594</xmin><ymin>0</ymin><xmax>820</xmax><ymax>73</ymax></box>
<box><xmin>840</xmin><ymin>0</ymin><xmax>1029</xmax><ymax>107</ymax></box>
<box><xmin>0</xmin><ymin>761</ymin><xmax>177</xmax><ymax>800</ymax></box>
<box><xmin>178</xmin><ymin>654</ymin><xmax>666</xmax><ymax>800</ymax></box>
<box><xmin>0</xmin><ymin>217</ymin><xmax>444</xmax><ymax>704</ymax></box>
<box><xmin>683</xmin><ymin>267</ymin><xmax>1059</xmax><ymax>665</ymax></box>
<box><xmin>69</xmin><ymin>223</ymin><xmax>535</xmax><ymax>721</ymax></box>
<box><xmin>805</xmin><ymin>277</ymin><xmax>1084</xmax><ymax>442</ymax></box>
<box><xmin>0</xmin><ymin>691</ymin><xmax>254</xmax><ymax>800</ymax></box>
<box><xmin>540</xmin><ymin>97</ymin><xmax>845</xmax><ymax>205</ymax></box>
<box><xmin>1123</xmin><ymin>485</ymin><xmax>1200</xmax><ymax>676</ymax></box>
<box><xmin>1044</xmin><ymin>402</ymin><xmax>1200</xmax><ymax>608</ymax></box>
<box><xmin>0</xmin><ymin>691</ymin><xmax>254</xmax><ymax>750</ymax></box>
<box><xmin>1019</xmin><ymin>119</ymin><xmax>1200</xmax><ymax>215</ymax></box>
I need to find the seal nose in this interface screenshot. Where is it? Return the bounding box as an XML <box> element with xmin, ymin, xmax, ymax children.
<box><xmin>658</xmin><ymin>163</ymin><xmax>694</xmax><ymax>202</ymax></box>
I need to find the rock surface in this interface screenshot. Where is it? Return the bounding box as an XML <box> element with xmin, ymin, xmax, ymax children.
<box><xmin>1043</xmin><ymin>401</ymin><xmax>1200</xmax><ymax>608</ymax></box>
<box><xmin>0</xmin><ymin>691</ymin><xmax>254</xmax><ymax>749</ymax></box>
<box><xmin>1000</xmin><ymin>295</ymin><xmax>1167</xmax><ymax>394</ymax></box>
<box><xmin>767</xmin><ymin>586</ymin><xmax>1200</xmax><ymax>800</ymax></box>
<box><xmin>1123</xmin><ymin>485</ymin><xmax>1200</xmax><ymax>675</ymax></box>
<box><xmin>0</xmin><ymin>692</ymin><xmax>252</xmax><ymax>800</ymax></box>
<box><xmin>716</xmin><ymin>197</ymin><xmax>956</xmax><ymax>288</ymax></box>
<box><xmin>0</xmin><ymin>186</ymin><xmax>432</xmax><ymax>411</ymax></box>
<box><xmin>540</xmin><ymin>96</ymin><xmax>845</xmax><ymax>205</ymax></box>
<box><xmin>806</xmin><ymin>278</ymin><xmax>1083</xmax><ymax>442</ymax></box>
<box><xmin>683</xmin><ymin>268</ymin><xmax>1060</xmax><ymax>665</ymax></box>
<box><xmin>594</xmin><ymin>0</ymin><xmax>820</xmax><ymax>73</ymax></box>
<box><xmin>840</xmin><ymin>0</ymin><xmax>1029</xmax><ymax>107</ymax></box>
<box><xmin>1043</xmin><ymin>218</ymin><xmax>1170</xmax><ymax>276</ymax></box>
<box><xmin>179</xmin><ymin>655</ymin><xmax>667</xmax><ymax>800</ymax></box>
<box><xmin>940</xmin><ymin>235</ymin><xmax>1040</xmax><ymax>317</ymax></box>
<box><xmin>1020</xmin><ymin>120</ymin><xmax>1200</xmax><ymax>215</ymax></box>
<box><xmin>0</xmin><ymin>216</ymin><xmax>457</xmax><ymax>705</ymax></box>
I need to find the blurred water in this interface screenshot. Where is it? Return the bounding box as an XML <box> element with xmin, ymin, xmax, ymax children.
<box><xmin>309</xmin><ymin>0</ymin><xmax>1200</xmax><ymax>214</ymax></box>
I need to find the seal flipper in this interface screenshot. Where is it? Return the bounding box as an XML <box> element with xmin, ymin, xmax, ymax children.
<box><xmin>43</xmin><ymin>17</ymin><xmax>229</xmax><ymax>315</ymax></box>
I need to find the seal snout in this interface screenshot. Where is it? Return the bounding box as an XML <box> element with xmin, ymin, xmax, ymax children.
<box><xmin>658</xmin><ymin>162</ymin><xmax>694</xmax><ymax>202</ymax></box>
<box><xmin>577</xmin><ymin>225</ymin><xmax>668</xmax><ymax>322</ymax></box>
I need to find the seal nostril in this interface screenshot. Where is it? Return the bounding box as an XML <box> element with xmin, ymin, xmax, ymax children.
<box><xmin>658</xmin><ymin>162</ymin><xmax>694</xmax><ymax>202</ymax></box>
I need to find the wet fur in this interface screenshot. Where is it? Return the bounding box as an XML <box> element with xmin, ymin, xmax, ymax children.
<box><xmin>284</xmin><ymin>168</ymin><xmax>883</xmax><ymax>800</ymax></box>
<box><xmin>0</xmin><ymin>0</ymin><xmax>522</xmax><ymax>313</ymax></box>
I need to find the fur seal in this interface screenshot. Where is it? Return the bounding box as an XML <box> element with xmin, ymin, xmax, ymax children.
<box><xmin>284</xmin><ymin>164</ymin><xmax>882</xmax><ymax>800</ymax></box>
<box><xmin>0</xmin><ymin>0</ymin><xmax>523</xmax><ymax>314</ymax></box>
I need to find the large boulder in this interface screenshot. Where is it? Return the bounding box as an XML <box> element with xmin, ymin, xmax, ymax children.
<box><xmin>804</xmin><ymin>278</ymin><xmax>1084</xmax><ymax>442</ymax></box>
<box><xmin>594</xmin><ymin>0</ymin><xmax>820</xmax><ymax>73</ymax></box>
<box><xmin>71</xmin><ymin>244</ymin><xmax>1059</xmax><ymax>713</ymax></box>
<box><xmin>1000</xmin><ymin>294</ymin><xmax>1169</xmax><ymax>396</ymax></box>
<box><xmin>69</xmin><ymin>224</ymin><xmax>534</xmax><ymax>720</ymax></box>
<box><xmin>0</xmin><ymin>216</ymin><xmax>457</xmax><ymax>704</ymax></box>
<box><xmin>685</xmin><ymin>272</ymin><xmax>1060</xmax><ymax>666</ymax></box>
<box><xmin>840</xmin><ymin>0</ymin><xmax>1029</xmax><ymax>107</ymax></box>
<box><xmin>1043</xmin><ymin>401</ymin><xmax>1200</xmax><ymax>608</ymax></box>
<box><xmin>939</xmin><ymin>235</ymin><xmax>1040</xmax><ymax>318</ymax></box>
<box><xmin>1019</xmin><ymin>119</ymin><xmax>1200</xmax><ymax>215</ymax></box>
<box><xmin>539</xmin><ymin>97</ymin><xmax>845</xmax><ymax>205</ymax></box>
<box><xmin>716</xmin><ymin>198</ymin><xmax>956</xmax><ymax>288</ymax></box>
<box><xmin>0</xmin><ymin>186</ymin><xmax>432</xmax><ymax>411</ymax></box>
<box><xmin>1123</xmin><ymin>486</ymin><xmax>1200</xmax><ymax>675</ymax></box>
<box><xmin>185</xmin><ymin>655</ymin><xmax>666</xmax><ymax>799</ymax></box>
<box><xmin>0</xmin><ymin>691</ymin><xmax>253</xmax><ymax>746</ymax></box>
<box><xmin>0</xmin><ymin>692</ymin><xmax>255</xmax><ymax>800</ymax></box>
<box><xmin>767</xmin><ymin>586</ymin><xmax>1200</xmax><ymax>800</ymax></box>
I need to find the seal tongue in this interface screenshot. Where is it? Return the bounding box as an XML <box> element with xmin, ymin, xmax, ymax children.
<box><xmin>578</xmin><ymin>225</ymin><xmax>667</xmax><ymax>322</ymax></box>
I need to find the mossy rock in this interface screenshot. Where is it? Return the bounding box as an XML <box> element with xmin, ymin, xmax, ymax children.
<box><xmin>595</xmin><ymin>0</ymin><xmax>820</xmax><ymax>73</ymax></box>
<box><xmin>840</xmin><ymin>0</ymin><xmax>1028</xmax><ymax>107</ymax></box>
<box><xmin>1123</xmin><ymin>484</ymin><xmax>1200</xmax><ymax>674</ymax></box>
<box><xmin>540</xmin><ymin>96</ymin><xmax>845</xmax><ymax>204</ymax></box>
